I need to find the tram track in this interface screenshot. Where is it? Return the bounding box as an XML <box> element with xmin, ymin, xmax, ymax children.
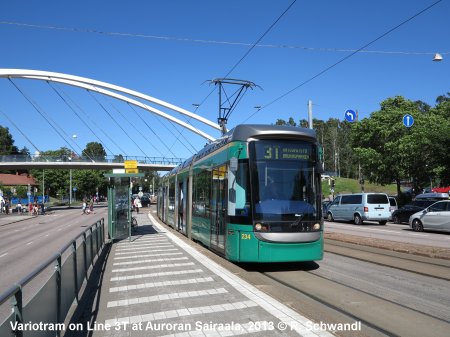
<box><xmin>253</xmin><ymin>241</ymin><xmax>450</xmax><ymax>337</ymax></box>
<box><xmin>156</xmin><ymin>216</ymin><xmax>450</xmax><ymax>337</ymax></box>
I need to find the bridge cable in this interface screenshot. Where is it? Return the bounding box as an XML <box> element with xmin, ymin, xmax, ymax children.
<box><xmin>46</xmin><ymin>81</ymin><xmax>114</xmax><ymax>160</ymax></box>
<box><xmin>47</xmin><ymin>82</ymin><xmax>100</xmax><ymax>161</ymax></box>
<box><xmin>102</xmin><ymin>96</ymin><xmax>166</xmax><ymax>157</ymax></box>
<box><xmin>9</xmin><ymin>78</ymin><xmax>81</xmax><ymax>156</ymax></box>
<box><xmin>88</xmin><ymin>90</ymin><xmax>146</xmax><ymax>156</ymax></box>
<box><xmin>0</xmin><ymin>107</ymin><xmax>41</xmax><ymax>153</ymax></box>
<box><xmin>126</xmin><ymin>102</ymin><xmax>192</xmax><ymax>157</ymax></box>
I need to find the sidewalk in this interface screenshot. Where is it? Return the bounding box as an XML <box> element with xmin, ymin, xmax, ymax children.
<box><xmin>78</xmin><ymin>211</ymin><xmax>333</xmax><ymax>337</ymax></box>
<box><xmin>0</xmin><ymin>213</ymin><xmax>32</xmax><ymax>226</ymax></box>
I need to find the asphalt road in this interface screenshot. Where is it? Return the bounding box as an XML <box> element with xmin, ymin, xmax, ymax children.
<box><xmin>0</xmin><ymin>205</ymin><xmax>108</xmax><ymax>296</ymax></box>
<box><xmin>324</xmin><ymin>220</ymin><xmax>450</xmax><ymax>248</ymax></box>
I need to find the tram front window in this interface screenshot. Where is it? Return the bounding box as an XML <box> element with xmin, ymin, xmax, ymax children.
<box><xmin>250</xmin><ymin>140</ymin><xmax>320</xmax><ymax>232</ymax></box>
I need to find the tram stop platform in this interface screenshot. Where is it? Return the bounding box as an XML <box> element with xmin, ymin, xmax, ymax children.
<box><xmin>69</xmin><ymin>211</ymin><xmax>333</xmax><ymax>337</ymax></box>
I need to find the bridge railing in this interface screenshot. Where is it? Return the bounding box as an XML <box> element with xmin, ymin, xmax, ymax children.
<box><xmin>0</xmin><ymin>219</ymin><xmax>106</xmax><ymax>337</ymax></box>
<box><xmin>0</xmin><ymin>155</ymin><xmax>184</xmax><ymax>166</ymax></box>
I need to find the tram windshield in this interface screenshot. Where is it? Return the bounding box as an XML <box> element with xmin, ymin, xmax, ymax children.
<box><xmin>250</xmin><ymin>140</ymin><xmax>320</xmax><ymax>227</ymax></box>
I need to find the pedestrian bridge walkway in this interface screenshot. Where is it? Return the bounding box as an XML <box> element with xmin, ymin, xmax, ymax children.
<box><xmin>76</xmin><ymin>211</ymin><xmax>332</xmax><ymax>337</ymax></box>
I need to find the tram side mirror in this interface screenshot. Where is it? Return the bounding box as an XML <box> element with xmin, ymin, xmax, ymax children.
<box><xmin>229</xmin><ymin>188</ymin><xmax>236</xmax><ymax>203</ymax></box>
<box><xmin>230</xmin><ymin>157</ymin><xmax>238</xmax><ymax>172</ymax></box>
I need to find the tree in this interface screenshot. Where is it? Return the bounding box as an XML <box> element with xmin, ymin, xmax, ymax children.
<box><xmin>0</xmin><ymin>126</ymin><xmax>18</xmax><ymax>155</ymax></box>
<box><xmin>351</xmin><ymin>96</ymin><xmax>450</xmax><ymax>195</ymax></box>
<box><xmin>82</xmin><ymin>142</ymin><xmax>107</xmax><ymax>161</ymax></box>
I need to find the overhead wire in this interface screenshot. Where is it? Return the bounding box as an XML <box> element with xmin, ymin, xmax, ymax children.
<box><xmin>189</xmin><ymin>0</ymin><xmax>298</xmax><ymax>129</ymax></box>
<box><xmin>4</xmin><ymin>19</ymin><xmax>444</xmax><ymax>56</ymax></box>
<box><xmin>242</xmin><ymin>0</ymin><xmax>444</xmax><ymax>122</ymax></box>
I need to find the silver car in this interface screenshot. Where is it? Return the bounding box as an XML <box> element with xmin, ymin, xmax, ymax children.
<box><xmin>409</xmin><ymin>200</ymin><xmax>450</xmax><ymax>232</ymax></box>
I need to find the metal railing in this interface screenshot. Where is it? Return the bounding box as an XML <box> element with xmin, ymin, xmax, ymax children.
<box><xmin>0</xmin><ymin>219</ymin><xmax>106</xmax><ymax>337</ymax></box>
<box><xmin>0</xmin><ymin>155</ymin><xmax>184</xmax><ymax>166</ymax></box>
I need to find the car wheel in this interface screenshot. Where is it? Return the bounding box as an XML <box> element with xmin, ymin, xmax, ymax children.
<box><xmin>379</xmin><ymin>220</ymin><xmax>387</xmax><ymax>225</ymax></box>
<box><xmin>393</xmin><ymin>215</ymin><xmax>399</xmax><ymax>224</ymax></box>
<box><xmin>354</xmin><ymin>214</ymin><xmax>362</xmax><ymax>225</ymax></box>
<box><xmin>327</xmin><ymin>212</ymin><xmax>334</xmax><ymax>222</ymax></box>
<box><xmin>412</xmin><ymin>219</ymin><xmax>424</xmax><ymax>232</ymax></box>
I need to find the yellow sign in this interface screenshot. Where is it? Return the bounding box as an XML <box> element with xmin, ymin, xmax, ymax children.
<box><xmin>124</xmin><ymin>160</ymin><xmax>138</xmax><ymax>169</ymax></box>
<box><xmin>126</xmin><ymin>168</ymin><xmax>139</xmax><ymax>174</ymax></box>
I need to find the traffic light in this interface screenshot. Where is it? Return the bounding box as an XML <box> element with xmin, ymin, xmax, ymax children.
<box><xmin>331</xmin><ymin>179</ymin><xmax>335</xmax><ymax>188</ymax></box>
<box><xmin>360</xmin><ymin>178</ymin><xmax>365</xmax><ymax>185</ymax></box>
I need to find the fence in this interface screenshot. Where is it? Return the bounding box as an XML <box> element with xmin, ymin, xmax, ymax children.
<box><xmin>0</xmin><ymin>219</ymin><xmax>106</xmax><ymax>337</ymax></box>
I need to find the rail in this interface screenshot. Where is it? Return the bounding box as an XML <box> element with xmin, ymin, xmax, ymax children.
<box><xmin>0</xmin><ymin>218</ymin><xmax>106</xmax><ymax>337</ymax></box>
<box><xmin>0</xmin><ymin>154</ymin><xmax>184</xmax><ymax>166</ymax></box>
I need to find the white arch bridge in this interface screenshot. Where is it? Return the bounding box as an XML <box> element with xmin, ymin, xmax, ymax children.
<box><xmin>0</xmin><ymin>68</ymin><xmax>224</xmax><ymax>170</ymax></box>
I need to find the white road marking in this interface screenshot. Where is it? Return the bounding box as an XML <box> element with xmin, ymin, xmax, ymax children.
<box><xmin>107</xmin><ymin>287</ymin><xmax>227</xmax><ymax>308</ymax></box>
<box><xmin>109</xmin><ymin>276</ymin><xmax>214</xmax><ymax>293</ymax></box>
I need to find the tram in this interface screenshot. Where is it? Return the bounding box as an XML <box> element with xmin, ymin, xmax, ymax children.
<box><xmin>157</xmin><ymin>124</ymin><xmax>323</xmax><ymax>262</ymax></box>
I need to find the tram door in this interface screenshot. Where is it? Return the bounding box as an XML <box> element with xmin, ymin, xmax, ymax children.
<box><xmin>211</xmin><ymin>165</ymin><xmax>227</xmax><ymax>253</ymax></box>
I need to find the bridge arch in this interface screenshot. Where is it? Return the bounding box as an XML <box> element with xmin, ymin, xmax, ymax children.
<box><xmin>0</xmin><ymin>68</ymin><xmax>221</xmax><ymax>141</ymax></box>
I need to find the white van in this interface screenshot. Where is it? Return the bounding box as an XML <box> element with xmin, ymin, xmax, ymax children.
<box><xmin>326</xmin><ymin>193</ymin><xmax>391</xmax><ymax>225</ymax></box>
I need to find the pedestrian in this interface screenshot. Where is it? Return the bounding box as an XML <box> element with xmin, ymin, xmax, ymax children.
<box><xmin>16</xmin><ymin>202</ymin><xmax>22</xmax><ymax>215</ymax></box>
<box><xmin>89</xmin><ymin>199</ymin><xmax>94</xmax><ymax>213</ymax></box>
<box><xmin>82</xmin><ymin>199</ymin><xmax>87</xmax><ymax>214</ymax></box>
<box><xmin>133</xmin><ymin>197</ymin><xmax>141</xmax><ymax>213</ymax></box>
<box><xmin>28</xmin><ymin>203</ymin><xmax>33</xmax><ymax>215</ymax></box>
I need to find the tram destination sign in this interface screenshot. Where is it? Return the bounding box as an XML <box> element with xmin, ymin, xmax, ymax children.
<box><xmin>255</xmin><ymin>141</ymin><xmax>312</xmax><ymax>161</ymax></box>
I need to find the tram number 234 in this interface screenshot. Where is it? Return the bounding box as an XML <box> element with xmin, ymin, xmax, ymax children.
<box><xmin>241</xmin><ymin>233</ymin><xmax>251</xmax><ymax>240</ymax></box>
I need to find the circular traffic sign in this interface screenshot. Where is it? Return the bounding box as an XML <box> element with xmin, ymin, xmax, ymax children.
<box><xmin>345</xmin><ymin>109</ymin><xmax>357</xmax><ymax>122</ymax></box>
<box><xmin>403</xmin><ymin>114</ymin><xmax>414</xmax><ymax>128</ymax></box>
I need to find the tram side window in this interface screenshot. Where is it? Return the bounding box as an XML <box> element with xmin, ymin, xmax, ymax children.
<box><xmin>228</xmin><ymin>161</ymin><xmax>251</xmax><ymax>218</ymax></box>
<box><xmin>168</xmin><ymin>180</ymin><xmax>175</xmax><ymax>214</ymax></box>
<box><xmin>192</xmin><ymin>170</ymin><xmax>210</xmax><ymax>218</ymax></box>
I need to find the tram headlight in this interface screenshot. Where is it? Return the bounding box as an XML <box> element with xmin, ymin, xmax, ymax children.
<box><xmin>254</xmin><ymin>223</ymin><xmax>269</xmax><ymax>231</ymax></box>
<box><xmin>313</xmin><ymin>223</ymin><xmax>321</xmax><ymax>231</ymax></box>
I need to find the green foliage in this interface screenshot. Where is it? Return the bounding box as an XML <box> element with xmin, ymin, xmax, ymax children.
<box><xmin>322</xmin><ymin>177</ymin><xmax>397</xmax><ymax>197</ymax></box>
<box><xmin>0</xmin><ymin>126</ymin><xmax>18</xmax><ymax>155</ymax></box>
<box><xmin>277</xmin><ymin>93</ymin><xmax>450</xmax><ymax>193</ymax></box>
<box><xmin>82</xmin><ymin>142</ymin><xmax>107</xmax><ymax>161</ymax></box>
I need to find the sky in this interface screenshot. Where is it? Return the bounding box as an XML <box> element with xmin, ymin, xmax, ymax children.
<box><xmin>0</xmin><ymin>0</ymin><xmax>449</xmax><ymax>161</ymax></box>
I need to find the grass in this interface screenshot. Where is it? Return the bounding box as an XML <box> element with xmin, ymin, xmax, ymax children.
<box><xmin>322</xmin><ymin>177</ymin><xmax>397</xmax><ymax>199</ymax></box>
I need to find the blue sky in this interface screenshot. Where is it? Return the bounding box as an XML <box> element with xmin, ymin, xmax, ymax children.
<box><xmin>0</xmin><ymin>0</ymin><xmax>448</xmax><ymax>160</ymax></box>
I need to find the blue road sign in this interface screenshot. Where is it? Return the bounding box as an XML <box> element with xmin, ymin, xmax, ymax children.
<box><xmin>73</xmin><ymin>187</ymin><xmax>77</xmax><ymax>191</ymax></box>
<box><xmin>345</xmin><ymin>109</ymin><xmax>357</xmax><ymax>122</ymax></box>
<box><xmin>403</xmin><ymin>114</ymin><xmax>414</xmax><ymax>128</ymax></box>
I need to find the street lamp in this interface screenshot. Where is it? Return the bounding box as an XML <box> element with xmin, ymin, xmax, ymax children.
<box><xmin>433</xmin><ymin>53</ymin><xmax>443</xmax><ymax>62</ymax></box>
<box><xmin>69</xmin><ymin>134</ymin><xmax>77</xmax><ymax>207</ymax></box>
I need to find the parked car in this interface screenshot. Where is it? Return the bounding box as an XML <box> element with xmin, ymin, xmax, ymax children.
<box><xmin>388</xmin><ymin>196</ymin><xmax>398</xmax><ymax>220</ymax></box>
<box><xmin>414</xmin><ymin>192</ymin><xmax>449</xmax><ymax>200</ymax></box>
<box><xmin>409</xmin><ymin>200</ymin><xmax>450</xmax><ymax>232</ymax></box>
<box><xmin>322</xmin><ymin>200</ymin><xmax>332</xmax><ymax>219</ymax></box>
<box><xmin>326</xmin><ymin>193</ymin><xmax>391</xmax><ymax>225</ymax></box>
<box><xmin>391</xmin><ymin>199</ymin><xmax>436</xmax><ymax>224</ymax></box>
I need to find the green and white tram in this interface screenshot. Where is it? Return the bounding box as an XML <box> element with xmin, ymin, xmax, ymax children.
<box><xmin>157</xmin><ymin>124</ymin><xmax>323</xmax><ymax>262</ymax></box>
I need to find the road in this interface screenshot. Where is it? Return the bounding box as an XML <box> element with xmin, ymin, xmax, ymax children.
<box><xmin>0</xmin><ymin>205</ymin><xmax>108</xmax><ymax>296</ymax></box>
<box><xmin>324</xmin><ymin>220</ymin><xmax>450</xmax><ymax>248</ymax></box>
